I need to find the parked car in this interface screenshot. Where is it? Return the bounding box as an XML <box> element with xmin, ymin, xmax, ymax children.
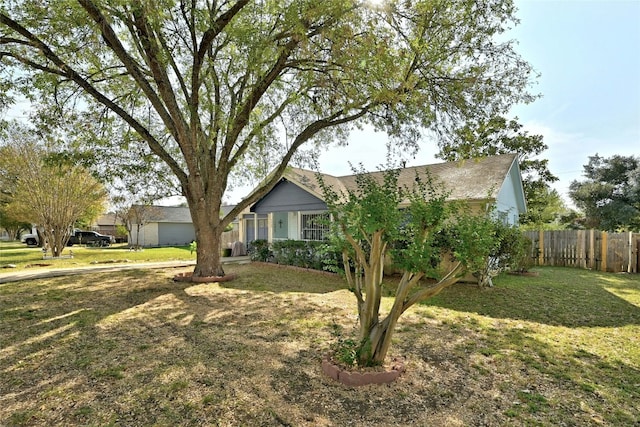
<box><xmin>21</xmin><ymin>233</ymin><xmax>39</xmax><ymax>246</ymax></box>
<box><xmin>22</xmin><ymin>230</ymin><xmax>114</xmax><ymax>247</ymax></box>
<box><xmin>67</xmin><ymin>231</ymin><xmax>113</xmax><ymax>247</ymax></box>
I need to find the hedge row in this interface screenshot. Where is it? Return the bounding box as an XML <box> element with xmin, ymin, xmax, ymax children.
<box><xmin>247</xmin><ymin>239</ymin><xmax>343</xmax><ymax>272</ymax></box>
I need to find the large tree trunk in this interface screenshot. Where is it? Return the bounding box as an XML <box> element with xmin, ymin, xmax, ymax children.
<box><xmin>193</xmin><ymin>220</ymin><xmax>225</xmax><ymax>278</ymax></box>
<box><xmin>188</xmin><ymin>191</ymin><xmax>226</xmax><ymax>278</ymax></box>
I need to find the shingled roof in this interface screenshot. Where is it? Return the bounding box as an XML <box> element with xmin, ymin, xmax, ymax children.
<box><xmin>132</xmin><ymin>205</ymin><xmax>238</xmax><ymax>222</ymax></box>
<box><xmin>281</xmin><ymin>153</ymin><xmax>519</xmax><ymax>203</ymax></box>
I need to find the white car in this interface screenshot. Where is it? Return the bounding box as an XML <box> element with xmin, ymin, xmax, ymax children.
<box><xmin>21</xmin><ymin>233</ymin><xmax>39</xmax><ymax>246</ymax></box>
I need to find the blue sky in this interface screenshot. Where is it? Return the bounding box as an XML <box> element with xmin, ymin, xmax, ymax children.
<box><xmin>3</xmin><ymin>1</ymin><xmax>638</xmax><ymax>208</ymax></box>
<box><xmin>314</xmin><ymin>0</ymin><xmax>640</xmax><ymax>208</ymax></box>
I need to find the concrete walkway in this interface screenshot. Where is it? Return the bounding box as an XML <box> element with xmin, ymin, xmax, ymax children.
<box><xmin>0</xmin><ymin>257</ymin><xmax>251</xmax><ymax>284</ymax></box>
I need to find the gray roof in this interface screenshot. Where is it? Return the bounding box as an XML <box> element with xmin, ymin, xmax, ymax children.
<box><xmin>95</xmin><ymin>213</ymin><xmax>122</xmax><ymax>226</ymax></box>
<box><xmin>138</xmin><ymin>205</ymin><xmax>237</xmax><ymax>223</ymax></box>
<box><xmin>283</xmin><ymin>153</ymin><xmax>519</xmax><ymax>203</ymax></box>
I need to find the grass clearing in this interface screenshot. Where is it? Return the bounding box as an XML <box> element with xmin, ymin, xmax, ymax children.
<box><xmin>0</xmin><ymin>241</ymin><xmax>195</xmax><ymax>271</ymax></box>
<box><xmin>0</xmin><ymin>264</ymin><xmax>638</xmax><ymax>425</ymax></box>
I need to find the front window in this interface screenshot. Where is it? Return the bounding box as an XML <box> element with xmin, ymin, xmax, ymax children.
<box><xmin>300</xmin><ymin>212</ymin><xmax>329</xmax><ymax>241</ymax></box>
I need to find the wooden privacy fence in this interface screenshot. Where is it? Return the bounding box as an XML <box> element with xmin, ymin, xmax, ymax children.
<box><xmin>523</xmin><ymin>230</ymin><xmax>640</xmax><ymax>273</ymax></box>
<box><xmin>220</xmin><ymin>229</ymin><xmax>240</xmax><ymax>249</ymax></box>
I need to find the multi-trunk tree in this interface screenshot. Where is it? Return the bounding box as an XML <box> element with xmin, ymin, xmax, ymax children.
<box><xmin>0</xmin><ymin>0</ymin><xmax>536</xmax><ymax>277</ymax></box>
<box><xmin>321</xmin><ymin>168</ymin><xmax>501</xmax><ymax>366</ymax></box>
<box><xmin>0</xmin><ymin>138</ymin><xmax>106</xmax><ymax>257</ymax></box>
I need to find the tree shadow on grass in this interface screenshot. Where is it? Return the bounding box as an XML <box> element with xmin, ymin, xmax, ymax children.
<box><xmin>0</xmin><ymin>267</ymin><xmax>348</xmax><ymax>426</ymax></box>
<box><xmin>419</xmin><ymin>267</ymin><xmax>640</xmax><ymax>328</ymax></box>
<box><xmin>2</xmin><ymin>266</ymin><xmax>638</xmax><ymax>426</ymax></box>
<box><xmin>219</xmin><ymin>263</ymin><xmax>346</xmax><ymax>294</ymax></box>
<box><xmin>399</xmin><ymin>318</ymin><xmax>640</xmax><ymax>426</ymax></box>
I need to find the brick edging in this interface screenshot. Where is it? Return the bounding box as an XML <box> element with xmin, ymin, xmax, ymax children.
<box><xmin>321</xmin><ymin>356</ymin><xmax>405</xmax><ymax>387</ymax></box>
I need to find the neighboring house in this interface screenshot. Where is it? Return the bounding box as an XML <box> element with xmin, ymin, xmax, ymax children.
<box><xmin>240</xmin><ymin>154</ymin><xmax>526</xmax><ymax>245</ymax></box>
<box><xmin>130</xmin><ymin>205</ymin><xmax>238</xmax><ymax>247</ymax></box>
<box><xmin>90</xmin><ymin>213</ymin><xmax>125</xmax><ymax>241</ymax></box>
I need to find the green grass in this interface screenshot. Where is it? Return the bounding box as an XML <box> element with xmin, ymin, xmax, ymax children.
<box><xmin>417</xmin><ymin>267</ymin><xmax>640</xmax><ymax>425</ymax></box>
<box><xmin>0</xmin><ymin>264</ymin><xmax>638</xmax><ymax>426</ymax></box>
<box><xmin>0</xmin><ymin>240</ymin><xmax>196</xmax><ymax>270</ymax></box>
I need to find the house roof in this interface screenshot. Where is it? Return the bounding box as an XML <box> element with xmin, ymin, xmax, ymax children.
<box><xmin>94</xmin><ymin>213</ymin><xmax>122</xmax><ymax>226</ymax></box>
<box><xmin>280</xmin><ymin>153</ymin><xmax>520</xmax><ymax>204</ymax></box>
<box><xmin>147</xmin><ymin>206</ymin><xmax>192</xmax><ymax>223</ymax></box>
<box><xmin>135</xmin><ymin>205</ymin><xmax>238</xmax><ymax>223</ymax></box>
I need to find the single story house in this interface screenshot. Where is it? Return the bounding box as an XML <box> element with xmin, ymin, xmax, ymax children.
<box><xmin>130</xmin><ymin>205</ymin><xmax>238</xmax><ymax>247</ymax></box>
<box><xmin>89</xmin><ymin>213</ymin><xmax>127</xmax><ymax>241</ymax></box>
<box><xmin>239</xmin><ymin>154</ymin><xmax>526</xmax><ymax>244</ymax></box>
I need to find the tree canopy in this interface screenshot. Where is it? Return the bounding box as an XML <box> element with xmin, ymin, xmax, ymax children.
<box><xmin>569</xmin><ymin>154</ymin><xmax>640</xmax><ymax>231</ymax></box>
<box><xmin>436</xmin><ymin>115</ymin><xmax>557</xmax><ymax>226</ymax></box>
<box><xmin>0</xmin><ymin>0</ymin><xmax>536</xmax><ymax>277</ymax></box>
<box><xmin>0</xmin><ymin>134</ymin><xmax>107</xmax><ymax>257</ymax></box>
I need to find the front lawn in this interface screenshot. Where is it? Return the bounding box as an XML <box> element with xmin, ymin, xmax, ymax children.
<box><xmin>1</xmin><ymin>264</ymin><xmax>638</xmax><ymax>426</ymax></box>
<box><xmin>0</xmin><ymin>241</ymin><xmax>196</xmax><ymax>270</ymax></box>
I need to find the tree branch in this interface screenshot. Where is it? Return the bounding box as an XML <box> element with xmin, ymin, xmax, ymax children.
<box><xmin>0</xmin><ymin>11</ymin><xmax>187</xmax><ymax>185</ymax></box>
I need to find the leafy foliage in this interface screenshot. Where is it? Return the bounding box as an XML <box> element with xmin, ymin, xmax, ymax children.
<box><xmin>437</xmin><ymin>115</ymin><xmax>560</xmax><ymax>227</ymax></box>
<box><xmin>458</xmin><ymin>214</ymin><xmax>531</xmax><ymax>286</ymax></box>
<box><xmin>569</xmin><ymin>154</ymin><xmax>640</xmax><ymax>231</ymax></box>
<box><xmin>519</xmin><ymin>186</ymin><xmax>579</xmax><ymax>230</ymax></box>
<box><xmin>246</xmin><ymin>239</ymin><xmax>342</xmax><ymax>271</ymax></box>
<box><xmin>1</xmin><ymin>140</ymin><xmax>106</xmax><ymax>257</ymax></box>
<box><xmin>0</xmin><ymin>209</ymin><xmax>31</xmax><ymax>241</ymax></box>
<box><xmin>248</xmin><ymin>239</ymin><xmax>271</xmax><ymax>262</ymax></box>
<box><xmin>320</xmin><ymin>166</ymin><xmax>502</xmax><ymax>365</ymax></box>
<box><xmin>0</xmin><ymin>0</ymin><xmax>536</xmax><ymax>277</ymax></box>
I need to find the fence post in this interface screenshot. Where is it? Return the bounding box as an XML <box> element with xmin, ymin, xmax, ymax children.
<box><xmin>538</xmin><ymin>229</ymin><xmax>544</xmax><ymax>266</ymax></box>
<box><xmin>577</xmin><ymin>230</ymin><xmax>584</xmax><ymax>268</ymax></box>
<box><xmin>589</xmin><ymin>229</ymin><xmax>595</xmax><ymax>270</ymax></box>
<box><xmin>601</xmin><ymin>232</ymin><xmax>608</xmax><ymax>272</ymax></box>
<box><xmin>627</xmin><ymin>231</ymin><xmax>633</xmax><ymax>273</ymax></box>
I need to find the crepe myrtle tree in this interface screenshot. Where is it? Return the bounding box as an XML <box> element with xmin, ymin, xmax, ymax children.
<box><xmin>3</xmin><ymin>142</ymin><xmax>106</xmax><ymax>257</ymax></box>
<box><xmin>320</xmin><ymin>168</ymin><xmax>498</xmax><ymax>366</ymax></box>
<box><xmin>0</xmin><ymin>0</ymin><xmax>535</xmax><ymax>278</ymax></box>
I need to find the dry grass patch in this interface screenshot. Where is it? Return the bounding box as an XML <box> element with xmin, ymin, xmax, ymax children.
<box><xmin>1</xmin><ymin>264</ymin><xmax>639</xmax><ymax>426</ymax></box>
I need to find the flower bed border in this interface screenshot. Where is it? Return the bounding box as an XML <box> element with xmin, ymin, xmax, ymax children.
<box><xmin>321</xmin><ymin>356</ymin><xmax>405</xmax><ymax>387</ymax></box>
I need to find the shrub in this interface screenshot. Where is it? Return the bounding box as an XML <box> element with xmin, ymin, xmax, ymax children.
<box><xmin>247</xmin><ymin>239</ymin><xmax>343</xmax><ymax>271</ymax></box>
<box><xmin>248</xmin><ymin>239</ymin><xmax>270</xmax><ymax>262</ymax></box>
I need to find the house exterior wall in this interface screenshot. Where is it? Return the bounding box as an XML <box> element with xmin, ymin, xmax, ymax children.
<box><xmin>130</xmin><ymin>222</ymin><xmax>159</xmax><ymax>246</ymax></box>
<box><xmin>495</xmin><ymin>165</ymin><xmax>526</xmax><ymax>225</ymax></box>
<box><xmin>130</xmin><ymin>222</ymin><xmax>195</xmax><ymax>246</ymax></box>
<box><xmin>252</xmin><ymin>180</ymin><xmax>327</xmax><ymax>213</ymax></box>
<box><xmin>157</xmin><ymin>223</ymin><xmax>196</xmax><ymax>246</ymax></box>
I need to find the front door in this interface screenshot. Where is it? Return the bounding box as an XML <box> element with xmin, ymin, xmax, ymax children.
<box><xmin>244</xmin><ymin>215</ymin><xmax>268</xmax><ymax>242</ymax></box>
